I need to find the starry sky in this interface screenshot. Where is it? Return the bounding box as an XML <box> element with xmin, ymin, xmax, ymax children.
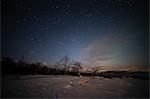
<box><xmin>2</xmin><ymin>0</ymin><xmax>149</xmax><ymax>66</ymax></box>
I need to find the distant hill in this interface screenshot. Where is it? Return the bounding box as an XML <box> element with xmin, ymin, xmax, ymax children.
<box><xmin>80</xmin><ymin>66</ymin><xmax>150</xmax><ymax>73</ymax></box>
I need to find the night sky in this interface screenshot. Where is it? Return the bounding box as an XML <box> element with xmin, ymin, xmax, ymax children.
<box><xmin>2</xmin><ymin>0</ymin><xmax>149</xmax><ymax>66</ymax></box>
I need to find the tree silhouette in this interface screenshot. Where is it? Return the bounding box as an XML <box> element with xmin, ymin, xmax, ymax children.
<box><xmin>59</xmin><ymin>55</ymin><xmax>73</xmax><ymax>75</ymax></box>
<box><xmin>91</xmin><ymin>66</ymin><xmax>101</xmax><ymax>79</ymax></box>
<box><xmin>73</xmin><ymin>61</ymin><xmax>82</xmax><ymax>76</ymax></box>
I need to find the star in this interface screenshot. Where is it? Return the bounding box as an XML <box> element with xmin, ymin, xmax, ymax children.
<box><xmin>39</xmin><ymin>44</ymin><xmax>42</xmax><ymax>47</ymax></box>
<box><xmin>16</xmin><ymin>20</ymin><xmax>19</xmax><ymax>24</ymax></box>
<box><xmin>129</xmin><ymin>8</ymin><xmax>133</xmax><ymax>12</ymax></box>
<box><xmin>33</xmin><ymin>16</ymin><xmax>36</xmax><ymax>19</ymax></box>
<box><xmin>65</xmin><ymin>12</ymin><xmax>69</xmax><ymax>15</ymax></box>
<box><xmin>94</xmin><ymin>10</ymin><xmax>99</xmax><ymax>14</ymax></box>
<box><xmin>23</xmin><ymin>18</ymin><xmax>26</xmax><ymax>22</ymax></box>
<box><xmin>29</xmin><ymin>17</ymin><xmax>33</xmax><ymax>20</ymax></box>
<box><xmin>72</xmin><ymin>39</ymin><xmax>76</xmax><ymax>43</ymax></box>
<box><xmin>28</xmin><ymin>55</ymin><xmax>31</xmax><ymax>58</ymax></box>
<box><xmin>31</xmin><ymin>38</ymin><xmax>34</xmax><ymax>41</ymax></box>
<box><xmin>55</xmin><ymin>6</ymin><xmax>58</xmax><ymax>9</ymax></box>
<box><xmin>38</xmin><ymin>39</ymin><xmax>42</xmax><ymax>42</ymax></box>
<box><xmin>62</xmin><ymin>22</ymin><xmax>65</xmax><ymax>25</ymax></box>
<box><xmin>66</xmin><ymin>4</ymin><xmax>70</xmax><ymax>8</ymax></box>
<box><xmin>28</xmin><ymin>7</ymin><xmax>32</xmax><ymax>11</ymax></box>
<box><xmin>16</xmin><ymin>4</ymin><xmax>19</xmax><ymax>8</ymax></box>
<box><xmin>53</xmin><ymin>21</ymin><xmax>56</xmax><ymax>24</ymax></box>
<box><xmin>51</xmin><ymin>5</ymin><xmax>55</xmax><ymax>9</ymax></box>
<box><xmin>118</xmin><ymin>0</ymin><xmax>122</xmax><ymax>2</ymax></box>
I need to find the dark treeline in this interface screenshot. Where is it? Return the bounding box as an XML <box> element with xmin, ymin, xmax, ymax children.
<box><xmin>1</xmin><ymin>56</ymin><xmax>82</xmax><ymax>76</ymax></box>
<box><xmin>1</xmin><ymin>57</ymin><xmax>51</xmax><ymax>75</ymax></box>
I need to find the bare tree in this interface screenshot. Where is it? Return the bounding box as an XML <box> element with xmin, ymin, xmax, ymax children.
<box><xmin>73</xmin><ymin>61</ymin><xmax>82</xmax><ymax>77</ymax></box>
<box><xmin>59</xmin><ymin>55</ymin><xmax>72</xmax><ymax>75</ymax></box>
<box><xmin>91</xmin><ymin>66</ymin><xmax>101</xmax><ymax>79</ymax></box>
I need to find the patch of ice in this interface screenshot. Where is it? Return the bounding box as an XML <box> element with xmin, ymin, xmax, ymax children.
<box><xmin>64</xmin><ymin>84</ymin><xmax>72</xmax><ymax>89</ymax></box>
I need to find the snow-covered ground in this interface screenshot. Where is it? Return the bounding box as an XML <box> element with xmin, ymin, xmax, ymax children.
<box><xmin>2</xmin><ymin>75</ymin><xmax>149</xmax><ymax>98</ymax></box>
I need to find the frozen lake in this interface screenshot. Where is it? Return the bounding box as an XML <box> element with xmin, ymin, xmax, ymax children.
<box><xmin>2</xmin><ymin>75</ymin><xmax>149</xmax><ymax>98</ymax></box>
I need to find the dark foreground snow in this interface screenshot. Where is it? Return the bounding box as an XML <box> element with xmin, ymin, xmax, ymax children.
<box><xmin>2</xmin><ymin>75</ymin><xmax>149</xmax><ymax>98</ymax></box>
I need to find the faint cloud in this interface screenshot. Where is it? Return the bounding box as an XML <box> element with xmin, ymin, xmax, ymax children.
<box><xmin>83</xmin><ymin>33</ymin><xmax>126</xmax><ymax>66</ymax></box>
